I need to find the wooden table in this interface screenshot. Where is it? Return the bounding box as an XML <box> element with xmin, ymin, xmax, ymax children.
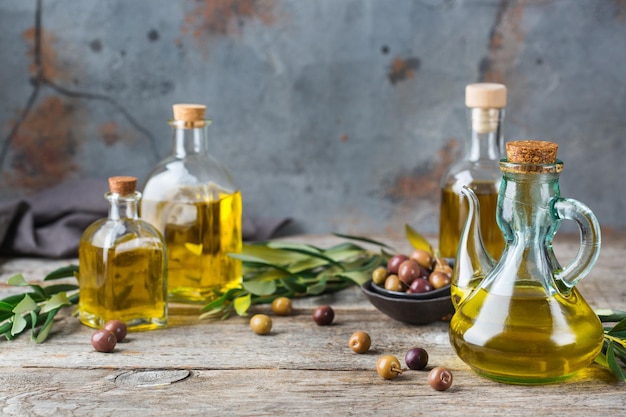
<box><xmin>0</xmin><ymin>234</ymin><xmax>624</xmax><ymax>416</ymax></box>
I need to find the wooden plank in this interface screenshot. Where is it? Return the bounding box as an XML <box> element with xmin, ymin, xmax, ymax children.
<box><xmin>0</xmin><ymin>233</ymin><xmax>624</xmax><ymax>416</ymax></box>
<box><xmin>0</xmin><ymin>367</ymin><xmax>623</xmax><ymax>417</ymax></box>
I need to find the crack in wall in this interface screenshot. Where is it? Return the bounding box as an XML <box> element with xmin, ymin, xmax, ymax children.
<box><xmin>0</xmin><ymin>0</ymin><xmax>159</xmax><ymax>177</ymax></box>
<box><xmin>479</xmin><ymin>0</ymin><xmax>526</xmax><ymax>83</ymax></box>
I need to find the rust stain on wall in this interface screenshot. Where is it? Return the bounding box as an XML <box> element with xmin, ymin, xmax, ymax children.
<box><xmin>6</xmin><ymin>96</ymin><xmax>79</xmax><ymax>190</ymax></box>
<box><xmin>617</xmin><ymin>0</ymin><xmax>626</xmax><ymax>20</ymax></box>
<box><xmin>388</xmin><ymin>57</ymin><xmax>421</xmax><ymax>85</ymax></box>
<box><xmin>22</xmin><ymin>27</ymin><xmax>64</xmax><ymax>82</ymax></box>
<box><xmin>182</xmin><ymin>0</ymin><xmax>277</xmax><ymax>42</ymax></box>
<box><xmin>385</xmin><ymin>138</ymin><xmax>459</xmax><ymax>202</ymax></box>
<box><xmin>481</xmin><ymin>1</ymin><xmax>526</xmax><ymax>83</ymax></box>
<box><xmin>99</xmin><ymin>122</ymin><xmax>120</xmax><ymax>146</ymax></box>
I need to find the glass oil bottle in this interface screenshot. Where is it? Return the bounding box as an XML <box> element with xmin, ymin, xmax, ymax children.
<box><xmin>449</xmin><ymin>140</ymin><xmax>603</xmax><ymax>384</ymax></box>
<box><xmin>141</xmin><ymin>104</ymin><xmax>242</xmax><ymax>305</ymax></box>
<box><xmin>439</xmin><ymin>83</ymin><xmax>506</xmax><ymax>262</ymax></box>
<box><xmin>79</xmin><ymin>176</ymin><xmax>168</xmax><ymax>331</ymax></box>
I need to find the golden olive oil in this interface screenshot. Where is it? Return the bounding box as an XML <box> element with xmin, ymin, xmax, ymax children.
<box><xmin>439</xmin><ymin>181</ymin><xmax>504</xmax><ymax>260</ymax></box>
<box><xmin>449</xmin><ymin>285</ymin><xmax>603</xmax><ymax>384</ymax></box>
<box><xmin>79</xmin><ymin>237</ymin><xmax>167</xmax><ymax>331</ymax></box>
<box><xmin>141</xmin><ymin>190</ymin><xmax>242</xmax><ymax>304</ymax></box>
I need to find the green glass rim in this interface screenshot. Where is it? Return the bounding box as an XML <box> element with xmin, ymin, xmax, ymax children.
<box><xmin>500</xmin><ymin>158</ymin><xmax>563</xmax><ymax>174</ymax></box>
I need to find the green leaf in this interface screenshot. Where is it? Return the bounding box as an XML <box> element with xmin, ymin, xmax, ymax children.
<box><xmin>233</xmin><ymin>294</ymin><xmax>252</xmax><ymax>316</ymax></box>
<box><xmin>11</xmin><ymin>313</ymin><xmax>27</xmax><ymax>336</ymax></box>
<box><xmin>275</xmin><ymin>247</ymin><xmax>345</xmax><ymax>270</ymax></box>
<box><xmin>44</xmin><ymin>265</ymin><xmax>79</xmax><ymax>281</ymax></box>
<box><xmin>607</xmin><ymin>343</ymin><xmax>626</xmax><ymax>382</ymax></box>
<box><xmin>0</xmin><ymin>301</ymin><xmax>15</xmax><ymax>312</ymax></box>
<box><xmin>232</xmin><ymin>244</ymin><xmax>309</xmax><ymax>264</ymax></box>
<box><xmin>41</xmin><ymin>292</ymin><xmax>70</xmax><ymax>313</ymax></box>
<box><xmin>243</xmin><ymin>279</ymin><xmax>277</xmax><ymax>296</ymax></box>
<box><xmin>332</xmin><ymin>233</ymin><xmax>395</xmax><ymax>250</ymax></box>
<box><xmin>43</xmin><ymin>284</ymin><xmax>80</xmax><ymax>296</ymax></box>
<box><xmin>199</xmin><ymin>307</ymin><xmax>229</xmax><ymax>320</ymax></box>
<box><xmin>595</xmin><ymin>351</ymin><xmax>609</xmax><ymax>368</ymax></box>
<box><xmin>405</xmin><ymin>224</ymin><xmax>433</xmax><ymax>254</ymax></box>
<box><xmin>337</xmin><ymin>270</ymin><xmax>370</xmax><ymax>286</ymax></box>
<box><xmin>34</xmin><ymin>308</ymin><xmax>60</xmax><ymax>343</ymax></box>
<box><xmin>268</xmin><ymin>241</ymin><xmax>323</xmax><ymax>252</ymax></box>
<box><xmin>608</xmin><ymin>318</ymin><xmax>626</xmax><ymax>336</ymax></box>
<box><xmin>306</xmin><ymin>276</ymin><xmax>328</xmax><ymax>295</ymax></box>
<box><xmin>7</xmin><ymin>274</ymin><xmax>28</xmax><ymax>286</ymax></box>
<box><xmin>280</xmin><ymin>277</ymin><xmax>307</xmax><ymax>294</ymax></box>
<box><xmin>201</xmin><ymin>288</ymin><xmax>242</xmax><ymax>312</ymax></box>
<box><xmin>12</xmin><ymin>294</ymin><xmax>38</xmax><ymax>314</ymax></box>
<box><xmin>596</xmin><ymin>309</ymin><xmax>626</xmax><ymax>323</ymax></box>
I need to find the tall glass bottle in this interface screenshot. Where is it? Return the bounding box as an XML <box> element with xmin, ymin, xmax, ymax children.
<box><xmin>439</xmin><ymin>83</ymin><xmax>506</xmax><ymax>260</ymax></box>
<box><xmin>140</xmin><ymin>104</ymin><xmax>242</xmax><ymax>305</ymax></box>
<box><xmin>79</xmin><ymin>176</ymin><xmax>168</xmax><ymax>331</ymax></box>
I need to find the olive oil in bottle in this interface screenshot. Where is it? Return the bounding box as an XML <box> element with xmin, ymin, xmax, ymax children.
<box><xmin>449</xmin><ymin>285</ymin><xmax>603</xmax><ymax>384</ymax></box>
<box><xmin>78</xmin><ymin>176</ymin><xmax>167</xmax><ymax>331</ymax></box>
<box><xmin>141</xmin><ymin>104</ymin><xmax>243</xmax><ymax>304</ymax></box>
<box><xmin>439</xmin><ymin>83</ymin><xmax>506</xmax><ymax>260</ymax></box>
<box><xmin>141</xmin><ymin>190</ymin><xmax>242</xmax><ymax>303</ymax></box>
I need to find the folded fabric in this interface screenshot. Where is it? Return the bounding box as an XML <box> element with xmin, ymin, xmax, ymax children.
<box><xmin>0</xmin><ymin>179</ymin><xmax>290</xmax><ymax>259</ymax></box>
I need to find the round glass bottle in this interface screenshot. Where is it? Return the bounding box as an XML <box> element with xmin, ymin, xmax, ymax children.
<box><xmin>79</xmin><ymin>176</ymin><xmax>168</xmax><ymax>331</ymax></box>
<box><xmin>140</xmin><ymin>104</ymin><xmax>242</xmax><ymax>305</ymax></box>
<box><xmin>439</xmin><ymin>83</ymin><xmax>506</xmax><ymax>260</ymax></box>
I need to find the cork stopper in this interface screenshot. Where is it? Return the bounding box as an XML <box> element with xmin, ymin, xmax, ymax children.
<box><xmin>173</xmin><ymin>104</ymin><xmax>206</xmax><ymax>121</ymax></box>
<box><xmin>466</xmin><ymin>83</ymin><xmax>507</xmax><ymax>108</ymax></box>
<box><xmin>506</xmin><ymin>140</ymin><xmax>558</xmax><ymax>164</ymax></box>
<box><xmin>109</xmin><ymin>176</ymin><xmax>137</xmax><ymax>195</ymax></box>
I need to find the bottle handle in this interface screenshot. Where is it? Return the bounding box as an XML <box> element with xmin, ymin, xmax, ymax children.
<box><xmin>552</xmin><ymin>197</ymin><xmax>601</xmax><ymax>289</ymax></box>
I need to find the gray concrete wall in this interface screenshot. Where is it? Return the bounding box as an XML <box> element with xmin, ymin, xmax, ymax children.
<box><xmin>1</xmin><ymin>0</ymin><xmax>625</xmax><ymax>237</ymax></box>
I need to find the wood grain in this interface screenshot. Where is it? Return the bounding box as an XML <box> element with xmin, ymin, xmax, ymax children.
<box><xmin>0</xmin><ymin>234</ymin><xmax>624</xmax><ymax>416</ymax></box>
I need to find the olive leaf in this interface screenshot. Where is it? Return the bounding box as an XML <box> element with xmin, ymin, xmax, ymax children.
<box><xmin>1</xmin><ymin>266</ymin><xmax>79</xmax><ymax>343</ymax></box>
<box><xmin>606</xmin><ymin>343</ymin><xmax>626</xmax><ymax>382</ymax></box>
<box><xmin>595</xmin><ymin>312</ymin><xmax>626</xmax><ymax>381</ymax></box>
<box><xmin>233</xmin><ymin>294</ymin><xmax>251</xmax><ymax>316</ymax></box>
<box><xmin>405</xmin><ymin>224</ymin><xmax>433</xmax><ymax>254</ymax></box>
<box><xmin>203</xmin><ymin>235</ymin><xmax>390</xmax><ymax>319</ymax></box>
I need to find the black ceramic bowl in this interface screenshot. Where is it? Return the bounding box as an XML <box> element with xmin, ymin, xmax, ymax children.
<box><xmin>369</xmin><ymin>280</ymin><xmax>451</xmax><ymax>300</ymax></box>
<box><xmin>361</xmin><ymin>280</ymin><xmax>455</xmax><ymax>325</ymax></box>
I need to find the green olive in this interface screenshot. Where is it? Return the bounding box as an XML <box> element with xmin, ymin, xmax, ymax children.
<box><xmin>410</xmin><ymin>249</ymin><xmax>433</xmax><ymax>269</ymax></box>
<box><xmin>371</xmin><ymin>266</ymin><xmax>388</xmax><ymax>285</ymax></box>
<box><xmin>376</xmin><ymin>355</ymin><xmax>403</xmax><ymax>380</ymax></box>
<box><xmin>271</xmin><ymin>297</ymin><xmax>293</xmax><ymax>316</ymax></box>
<box><xmin>349</xmin><ymin>331</ymin><xmax>371</xmax><ymax>354</ymax></box>
<box><xmin>250</xmin><ymin>314</ymin><xmax>272</xmax><ymax>335</ymax></box>
<box><xmin>384</xmin><ymin>274</ymin><xmax>403</xmax><ymax>292</ymax></box>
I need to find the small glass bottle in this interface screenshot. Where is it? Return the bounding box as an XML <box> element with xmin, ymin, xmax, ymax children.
<box><xmin>438</xmin><ymin>83</ymin><xmax>506</xmax><ymax>260</ymax></box>
<box><xmin>79</xmin><ymin>176</ymin><xmax>167</xmax><ymax>331</ymax></box>
<box><xmin>140</xmin><ymin>104</ymin><xmax>242</xmax><ymax>305</ymax></box>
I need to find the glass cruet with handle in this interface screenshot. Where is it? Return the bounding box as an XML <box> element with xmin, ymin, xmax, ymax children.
<box><xmin>449</xmin><ymin>140</ymin><xmax>603</xmax><ymax>384</ymax></box>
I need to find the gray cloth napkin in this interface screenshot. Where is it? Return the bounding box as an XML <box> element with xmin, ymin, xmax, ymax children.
<box><xmin>0</xmin><ymin>179</ymin><xmax>290</xmax><ymax>259</ymax></box>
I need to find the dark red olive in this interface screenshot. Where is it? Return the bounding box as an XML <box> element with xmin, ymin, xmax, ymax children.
<box><xmin>405</xmin><ymin>347</ymin><xmax>429</xmax><ymax>370</ymax></box>
<box><xmin>428</xmin><ymin>367</ymin><xmax>453</xmax><ymax>391</ymax></box>
<box><xmin>313</xmin><ymin>305</ymin><xmax>335</xmax><ymax>325</ymax></box>
<box><xmin>407</xmin><ymin>278</ymin><xmax>433</xmax><ymax>293</ymax></box>
<box><xmin>387</xmin><ymin>254</ymin><xmax>409</xmax><ymax>274</ymax></box>
<box><xmin>397</xmin><ymin>260</ymin><xmax>422</xmax><ymax>286</ymax></box>
<box><xmin>104</xmin><ymin>320</ymin><xmax>128</xmax><ymax>342</ymax></box>
<box><xmin>91</xmin><ymin>329</ymin><xmax>117</xmax><ymax>353</ymax></box>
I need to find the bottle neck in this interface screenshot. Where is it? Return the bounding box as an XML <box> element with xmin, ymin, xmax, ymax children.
<box><xmin>107</xmin><ymin>192</ymin><xmax>141</xmax><ymax>221</ymax></box>
<box><xmin>466</xmin><ymin>108</ymin><xmax>504</xmax><ymax>162</ymax></box>
<box><xmin>172</xmin><ymin>124</ymin><xmax>209</xmax><ymax>158</ymax></box>
<box><xmin>497</xmin><ymin>162</ymin><xmax>563</xmax><ymax>244</ymax></box>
